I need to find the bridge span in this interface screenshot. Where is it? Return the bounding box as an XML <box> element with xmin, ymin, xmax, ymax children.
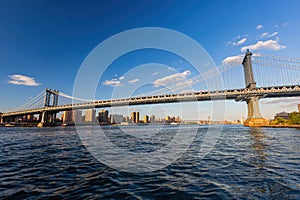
<box><xmin>2</xmin><ymin>85</ymin><xmax>300</xmax><ymax>117</ymax></box>
<box><xmin>1</xmin><ymin>51</ymin><xmax>300</xmax><ymax>127</ymax></box>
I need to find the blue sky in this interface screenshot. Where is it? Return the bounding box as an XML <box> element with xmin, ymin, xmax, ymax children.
<box><xmin>0</xmin><ymin>0</ymin><xmax>300</xmax><ymax>120</ymax></box>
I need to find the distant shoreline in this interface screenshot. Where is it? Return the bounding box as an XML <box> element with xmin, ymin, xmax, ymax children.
<box><xmin>264</xmin><ymin>124</ymin><xmax>300</xmax><ymax>128</ymax></box>
<box><xmin>1</xmin><ymin>122</ymin><xmax>300</xmax><ymax>129</ymax></box>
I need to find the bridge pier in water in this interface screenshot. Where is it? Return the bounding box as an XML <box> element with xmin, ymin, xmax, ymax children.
<box><xmin>242</xmin><ymin>50</ymin><xmax>269</xmax><ymax>127</ymax></box>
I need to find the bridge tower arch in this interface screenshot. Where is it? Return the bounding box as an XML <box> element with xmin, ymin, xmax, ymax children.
<box><xmin>242</xmin><ymin>50</ymin><xmax>269</xmax><ymax>126</ymax></box>
<box><xmin>38</xmin><ymin>89</ymin><xmax>59</xmax><ymax>127</ymax></box>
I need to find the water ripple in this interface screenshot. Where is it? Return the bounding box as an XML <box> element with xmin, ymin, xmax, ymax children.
<box><xmin>0</xmin><ymin>125</ymin><xmax>299</xmax><ymax>199</ymax></box>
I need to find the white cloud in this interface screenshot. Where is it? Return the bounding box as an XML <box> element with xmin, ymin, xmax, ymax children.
<box><xmin>282</xmin><ymin>22</ymin><xmax>288</xmax><ymax>26</ymax></box>
<box><xmin>153</xmin><ymin>70</ymin><xmax>191</xmax><ymax>87</ymax></box>
<box><xmin>222</xmin><ymin>53</ymin><xmax>262</xmax><ymax>64</ymax></box>
<box><xmin>267</xmin><ymin>31</ymin><xmax>278</xmax><ymax>38</ymax></box>
<box><xmin>261</xmin><ymin>31</ymin><xmax>278</xmax><ymax>38</ymax></box>
<box><xmin>233</xmin><ymin>38</ymin><xmax>247</xmax><ymax>46</ymax></box>
<box><xmin>168</xmin><ymin>66</ymin><xmax>176</xmax><ymax>71</ymax></box>
<box><xmin>252</xmin><ymin>53</ymin><xmax>262</xmax><ymax>57</ymax></box>
<box><xmin>261</xmin><ymin>97</ymin><xmax>299</xmax><ymax>106</ymax></box>
<box><xmin>261</xmin><ymin>32</ymin><xmax>269</xmax><ymax>38</ymax></box>
<box><xmin>103</xmin><ymin>79</ymin><xmax>122</xmax><ymax>87</ymax></box>
<box><xmin>8</xmin><ymin>74</ymin><xmax>41</xmax><ymax>86</ymax></box>
<box><xmin>256</xmin><ymin>24</ymin><xmax>263</xmax><ymax>30</ymax></box>
<box><xmin>241</xmin><ymin>39</ymin><xmax>286</xmax><ymax>52</ymax></box>
<box><xmin>152</xmin><ymin>72</ymin><xmax>158</xmax><ymax>75</ymax></box>
<box><xmin>103</xmin><ymin>75</ymin><xmax>126</xmax><ymax>86</ymax></box>
<box><xmin>128</xmin><ymin>78</ymin><xmax>139</xmax><ymax>84</ymax></box>
<box><xmin>222</xmin><ymin>55</ymin><xmax>243</xmax><ymax>64</ymax></box>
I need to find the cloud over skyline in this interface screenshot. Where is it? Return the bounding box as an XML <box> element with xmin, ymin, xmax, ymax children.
<box><xmin>103</xmin><ymin>79</ymin><xmax>122</xmax><ymax>87</ymax></box>
<box><xmin>261</xmin><ymin>31</ymin><xmax>278</xmax><ymax>38</ymax></box>
<box><xmin>222</xmin><ymin>55</ymin><xmax>243</xmax><ymax>64</ymax></box>
<box><xmin>8</xmin><ymin>74</ymin><xmax>41</xmax><ymax>86</ymax></box>
<box><xmin>128</xmin><ymin>78</ymin><xmax>139</xmax><ymax>84</ymax></box>
<box><xmin>256</xmin><ymin>24</ymin><xmax>263</xmax><ymax>30</ymax></box>
<box><xmin>241</xmin><ymin>39</ymin><xmax>286</xmax><ymax>52</ymax></box>
<box><xmin>153</xmin><ymin>70</ymin><xmax>191</xmax><ymax>87</ymax></box>
<box><xmin>233</xmin><ymin>38</ymin><xmax>247</xmax><ymax>46</ymax></box>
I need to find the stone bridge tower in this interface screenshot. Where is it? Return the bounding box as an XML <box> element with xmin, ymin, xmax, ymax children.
<box><xmin>242</xmin><ymin>50</ymin><xmax>269</xmax><ymax>126</ymax></box>
<box><xmin>37</xmin><ymin>89</ymin><xmax>59</xmax><ymax>127</ymax></box>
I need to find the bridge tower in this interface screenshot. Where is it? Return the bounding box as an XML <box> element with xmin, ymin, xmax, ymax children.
<box><xmin>242</xmin><ymin>50</ymin><xmax>269</xmax><ymax>126</ymax></box>
<box><xmin>38</xmin><ymin>89</ymin><xmax>59</xmax><ymax>127</ymax></box>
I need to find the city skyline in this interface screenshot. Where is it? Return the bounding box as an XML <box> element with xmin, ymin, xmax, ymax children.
<box><xmin>58</xmin><ymin>109</ymin><xmax>183</xmax><ymax>125</ymax></box>
<box><xmin>1</xmin><ymin>1</ymin><xmax>300</xmax><ymax>120</ymax></box>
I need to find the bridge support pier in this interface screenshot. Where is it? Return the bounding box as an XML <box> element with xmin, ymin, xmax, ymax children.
<box><xmin>37</xmin><ymin>112</ymin><xmax>46</xmax><ymax>127</ymax></box>
<box><xmin>242</xmin><ymin>50</ymin><xmax>269</xmax><ymax>127</ymax></box>
<box><xmin>38</xmin><ymin>111</ymin><xmax>58</xmax><ymax>127</ymax></box>
<box><xmin>244</xmin><ymin>96</ymin><xmax>269</xmax><ymax>126</ymax></box>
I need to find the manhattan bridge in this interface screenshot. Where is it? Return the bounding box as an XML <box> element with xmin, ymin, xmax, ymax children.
<box><xmin>1</xmin><ymin>51</ymin><xmax>300</xmax><ymax>127</ymax></box>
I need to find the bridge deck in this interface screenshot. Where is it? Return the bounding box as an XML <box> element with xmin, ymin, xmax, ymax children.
<box><xmin>2</xmin><ymin>85</ymin><xmax>300</xmax><ymax>117</ymax></box>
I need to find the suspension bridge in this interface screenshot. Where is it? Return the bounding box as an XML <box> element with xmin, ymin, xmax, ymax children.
<box><xmin>1</xmin><ymin>51</ymin><xmax>300</xmax><ymax>127</ymax></box>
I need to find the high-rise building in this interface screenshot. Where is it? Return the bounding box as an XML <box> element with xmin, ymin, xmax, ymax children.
<box><xmin>110</xmin><ymin>114</ymin><xmax>124</xmax><ymax>124</ymax></box>
<box><xmin>150</xmin><ymin>115</ymin><xmax>155</xmax><ymax>123</ymax></box>
<box><xmin>143</xmin><ymin>115</ymin><xmax>149</xmax><ymax>123</ymax></box>
<box><xmin>98</xmin><ymin>109</ymin><xmax>109</xmax><ymax>124</ymax></box>
<box><xmin>73</xmin><ymin>110</ymin><xmax>82</xmax><ymax>124</ymax></box>
<box><xmin>165</xmin><ymin>116</ymin><xmax>170</xmax><ymax>123</ymax></box>
<box><xmin>23</xmin><ymin>114</ymin><xmax>35</xmax><ymax>122</ymax></box>
<box><xmin>298</xmin><ymin>104</ymin><xmax>300</xmax><ymax>112</ymax></box>
<box><xmin>63</xmin><ymin>110</ymin><xmax>74</xmax><ymax>124</ymax></box>
<box><xmin>131</xmin><ymin>112</ymin><xmax>140</xmax><ymax>123</ymax></box>
<box><xmin>62</xmin><ymin>110</ymin><xmax>82</xmax><ymax>124</ymax></box>
<box><xmin>0</xmin><ymin>112</ymin><xmax>2</xmax><ymax>124</ymax></box>
<box><xmin>85</xmin><ymin>109</ymin><xmax>96</xmax><ymax>123</ymax></box>
<box><xmin>170</xmin><ymin>116</ymin><xmax>176</xmax><ymax>123</ymax></box>
<box><xmin>124</xmin><ymin>116</ymin><xmax>132</xmax><ymax>123</ymax></box>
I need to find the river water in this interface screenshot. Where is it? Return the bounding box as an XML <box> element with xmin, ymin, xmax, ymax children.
<box><xmin>0</xmin><ymin>125</ymin><xmax>299</xmax><ymax>199</ymax></box>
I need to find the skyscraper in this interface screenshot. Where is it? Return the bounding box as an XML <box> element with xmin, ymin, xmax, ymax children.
<box><xmin>63</xmin><ymin>110</ymin><xmax>74</xmax><ymax>124</ymax></box>
<box><xmin>165</xmin><ymin>116</ymin><xmax>170</xmax><ymax>123</ymax></box>
<box><xmin>143</xmin><ymin>115</ymin><xmax>149</xmax><ymax>123</ymax></box>
<box><xmin>73</xmin><ymin>110</ymin><xmax>82</xmax><ymax>124</ymax></box>
<box><xmin>98</xmin><ymin>109</ymin><xmax>109</xmax><ymax>124</ymax></box>
<box><xmin>110</xmin><ymin>114</ymin><xmax>124</xmax><ymax>124</ymax></box>
<box><xmin>85</xmin><ymin>109</ymin><xmax>96</xmax><ymax>123</ymax></box>
<box><xmin>150</xmin><ymin>115</ymin><xmax>155</xmax><ymax>123</ymax></box>
<box><xmin>131</xmin><ymin>112</ymin><xmax>140</xmax><ymax>123</ymax></box>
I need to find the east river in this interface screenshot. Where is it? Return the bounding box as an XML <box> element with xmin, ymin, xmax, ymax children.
<box><xmin>0</xmin><ymin>125</ymin><xmax>299</xmax><ymax>199</ymax></box>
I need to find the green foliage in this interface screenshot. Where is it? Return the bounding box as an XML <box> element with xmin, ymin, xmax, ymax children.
<box><xmin>271</xmin><ymin>117</ymin><xmax>288</xmax><ymax>125</ymax></box>
<box><xmin>288</xmin><ymin>112</ymin><xmax>300</xmax><ymax>125</ymax></box>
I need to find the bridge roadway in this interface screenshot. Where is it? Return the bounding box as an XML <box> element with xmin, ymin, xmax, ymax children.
<box><xmin>2</xmin><ymin>85</ymin><xmax>300</xmax><ymax>117</ymax></box>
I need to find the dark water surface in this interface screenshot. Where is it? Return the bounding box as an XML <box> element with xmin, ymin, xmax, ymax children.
<box><xmin>0</xmin><ymin>125</ymin><xmax>299</xmax><ymax>199</ymax></box>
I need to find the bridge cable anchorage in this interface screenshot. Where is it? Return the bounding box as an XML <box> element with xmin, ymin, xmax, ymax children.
<box><xmin>136</xmin><ymin>61</ymin><xmax>241</xmax><ymax>97</ymax></box>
